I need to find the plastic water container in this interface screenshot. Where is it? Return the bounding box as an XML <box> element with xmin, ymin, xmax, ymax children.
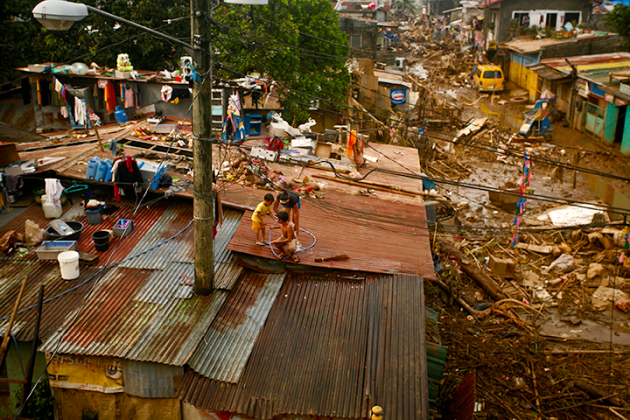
<box><xmin>86</xmin><ymin>157</ymin><xmax>101</xmax><ymax>180</ymax></box>
<box><xmin>85</xmin><ymin>209</ymin><xmax>102</xmax><ymax>225</ymax></box>
<box><xmin>92</xmin><ymin>231</ymin><xmax>110</xmax><ymax>252</ymax></box>
<box><xmin>96</xmin><ymin>159</ymin><xmax>112</xmax><ymax>182</ymax></box>
<box><xmin>42</xmin><ymin>194</ymin><xmax>63</xmax><ymax>219</ymax></box>
<box><xmin>58</xmin><ymin>251</ymin><xmax>80</xmax><ymax>280</ymax></box>
<box><xmin>115</xmin><ymin>106</ymin><xmax>128</xmax><ymax>125</ymax></box>
<box><xmin>103</xmin><ymin>159</ymin><xmax>113</xmax><ymax>183</ymax></box>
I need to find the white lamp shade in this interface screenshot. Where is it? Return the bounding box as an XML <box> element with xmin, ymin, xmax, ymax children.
<box><xmin>32</xmin><ymin>0</ymin><xmax>89</xmax><ymax>30</ymax></box>
<box><xmin>224</xmin><ymin>0</ymin><xmax>268</xmax><ymax>4</ymax></box>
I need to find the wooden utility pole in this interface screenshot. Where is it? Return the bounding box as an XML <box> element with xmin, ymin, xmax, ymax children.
<box><xmin>192</xmin><ymin>0</ymin><xmax>215</xmax><ymax>295</ymax></box>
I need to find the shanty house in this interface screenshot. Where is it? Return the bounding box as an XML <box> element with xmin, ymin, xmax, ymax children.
<box><xmin>0</xmin><ymin>125</ymin><xmax>444</xmax><ymax>420</ymax></box>
<box><xmin>534</xmin><ymin>52</ymin><xmax>630</xmax><ymax>153</ymax></box>
<box><xmin>482</xmin><ymin>0</ymin><xmax>592</xmax><ymax>43</ymax></box>
<box><xmin>499</xmin><ymin>33</ymin><xmax>619</xmax><ymax>102</ymax></box>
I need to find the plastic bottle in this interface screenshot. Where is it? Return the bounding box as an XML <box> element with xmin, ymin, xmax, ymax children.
<box><xmin>86</xmin><ymin>157</ymin><xmax>101</xmax><ymax>180</ymax></box>
<box><xmin>114</xmin><ymin>106</ymin><xmax>128</xmax><ymax>125</ymax></box>
<box><xmin>42</xmin><ymin>194</ymin><xmax>63</xmax><ymax>219</ymax></box>
<box><xmin>96</xmin><ymin>159</ymin><xmax>112</xmax><ymax>182</ymax></box>
<box><xmin>103</xmin><ymin>159</ymin><xmax>113</xmax><ymax>183</ymax></box>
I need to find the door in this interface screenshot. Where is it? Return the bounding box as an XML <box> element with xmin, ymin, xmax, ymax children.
<box><xmin>585</xmin><ymin>103</ymin><xmax>605</xmax><ymax>137</ymax></box>
<box><xmin>546</xmin><ymin>13</ymin><xmax>558</xmax><ymax>29</ymax></box>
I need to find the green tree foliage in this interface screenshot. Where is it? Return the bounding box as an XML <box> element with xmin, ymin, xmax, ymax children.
<box><xmin>1</xmin><ymin>0</ymin><xmax>189</xmax><ymax>87</ymax></box>
<box><xmin>212</xmin><ymin>0</ymin><xmax>351</xmax><ymax>123</ymax></box>
<box><xmin>606</xmin><ymin>5</ymin><xmax>630</xmax><ymax>50</ymax></box>
<box><xmin>1</xmin><ymin>0</ymin><xmax>350</xmax><ymax>124</ymax></box>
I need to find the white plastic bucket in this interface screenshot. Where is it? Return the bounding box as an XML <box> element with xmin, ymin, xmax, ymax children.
<box><xmin>58</xmin><ymin>251</ymin><xmax>80</xmax><ymax>280</ymax></box>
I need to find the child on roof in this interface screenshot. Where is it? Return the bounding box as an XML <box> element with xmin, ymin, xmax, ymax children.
<box><xmin>252</xmin><ymin>193</ymin><xmax>274</xmax><ymax>246</ymax></box>
<box><xmin>270</xmin><ymin>210</ymin><xmax>299</xmax><ymax>263</ymax></box>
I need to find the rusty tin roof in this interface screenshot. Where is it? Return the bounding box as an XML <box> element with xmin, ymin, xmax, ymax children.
<box><xmin>181</xmin><ymin>273</ymin><xmax>431</xmax><ymax>420</ymax></box>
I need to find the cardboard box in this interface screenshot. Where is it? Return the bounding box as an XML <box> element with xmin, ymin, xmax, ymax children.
<box><xmin>115</xmin><ymin>70</ymin><xmax>132</xmax><ymax>79</ymax></box>
<box><xmin>28</xmin><ymin>64</ymin><xmax>52</xmax><ymax>73</ymax></box>
<box><xmin>0</xmin><ymin>144</ymin><xmax>20</xmax><ymax>167</ymax></box>
<box><xmin>3</xmin><ymin>159</ymin><xmax>36</xmax><ymax>176</ymax></box>
<box><xmin>314</xmin><ymin>142</ymin><xmax>332</xmax><ymax>159</ymax></box>
<box><xmin>489</xmin><ymin>255</ymin><xmax>516</xmax><ymax>278</ymax></box>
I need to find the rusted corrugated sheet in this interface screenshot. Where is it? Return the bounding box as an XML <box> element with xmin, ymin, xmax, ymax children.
<box><xmin>39</xmin><ymin>264</ymin><xmax>229</xmax><ymax>366</ymax></box>
<box><xmin>119</xmin><ymin>207</ymin><xmax>243</xmax><ymax>290</ymax></box>
<box><xmin>0</xmin><ymin>198</ymin><xmax>170</xmax><ymax>265</ymax></box>
<box><xmin>122</xmin><ymin>360</ymin><xmax>184</xmax><ymax>399</ymax></box>
<box><xmin>180</xmin><ymin>273</ymin><xmax>429</xmax><ymax>420</ymax></box>
<box><xmin>213</xmin><ymin>210</ymin><xmax>244</xmax><ymax>290</ymax></box>
<box><xmin>188</xmin><ymin>271</ymin><xmax>285</xmax><ymax>383</ymax></box>
<box><xmin>227</xmin><ymin>192</ymin><xmax>435</xmax><ymax>279</ymax></box>
<box><xmin>0</xmin><ymin>260</ymin><xmax>99</xmax><ymax>342</ymax></box>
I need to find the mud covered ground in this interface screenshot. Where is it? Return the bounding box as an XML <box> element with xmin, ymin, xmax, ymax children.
<box><xmin>425</xmin><ymin>83</ymin><xmax>630</xmax><ymax>419</ymax></box>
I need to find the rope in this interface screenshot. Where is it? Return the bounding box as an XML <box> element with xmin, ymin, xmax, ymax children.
<box><xmin>267</xmin><ymin>219</ymin><xmax>317</xmax><ymax>260</ymax></box>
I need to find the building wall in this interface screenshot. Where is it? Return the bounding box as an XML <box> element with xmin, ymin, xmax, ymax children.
<box><xmin>52</xmin><ymin>388</ymin><xmax>181</xmax><ymax>420</ymax></box>
<box><xmin>621</xmin><ymin>109</ymin><xmax>630</xmax><ymax>154</ymax></box>
<box><xmin>489</xmin><ymin>0</ymin><xmax>592</xmax><ymax>43</ymax></box>
<box><xmin>539</xmin><ymin>36</ymin><xmax>620</xmax><ymax>60</ymax></box>
<box><xmin>339</xmin><ymin>17</ymin><xmax>378</xmax><ymax>59</ymax></box>
<box><xmin>508</xmin><ymin>52</ymin><xmax>540</xmax><ymax>98</ymax></box>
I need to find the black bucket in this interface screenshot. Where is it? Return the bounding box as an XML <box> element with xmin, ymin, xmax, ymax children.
<box><xmin>92</xmin><ymin>231</ymin><xmax>110</xmax><ymax>252</ymax></box>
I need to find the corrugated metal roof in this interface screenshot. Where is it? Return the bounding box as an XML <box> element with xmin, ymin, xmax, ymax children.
<box><xmin>528</xmin><ymin>64</ymin><xmax>571</xmax><ymax>80</ymax></box>
<box><xmin>0</xmin><ymin>260</ymin><xmax>100</xmax><ymax>342</ymax></box>
<box><xmin>181</xmin><ymin>273</ymin><xmax>434</xmax><ymax>420</ymax></box>
<box><xmin>188</xmin><ymin>271</ymin><xmax>285</xmax><ymax>383</ymax></box>
<box><xmin>118</xmin><ymin>206</ymin><xmax>242</xmax><ymax>290</ymax></box>
<box><xmin>541</xmin><ymin>52</ymin><xmax>630</xmax><ymax>70</ymax></box>
<box><xmin>39</xmin><ymin>264</ymin><xmax>230</xmax><ymax>366</ymax></box>
<box><xmin>227</xmin><ymin>190</ymin><xmax>436</xmax><ymax>279</ymax></box>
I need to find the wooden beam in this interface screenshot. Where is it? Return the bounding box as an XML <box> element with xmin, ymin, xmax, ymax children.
<box><xmin>0</xmin><ymin>275</ymin><xmax>28</xmax><ymax>365</ymax></box>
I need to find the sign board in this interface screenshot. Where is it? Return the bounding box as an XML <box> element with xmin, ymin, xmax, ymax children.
<box><xmin>391</xmin><ymin>88</ymin><xmax>407</xmax><ymax>105</ymax></box>
<box><xmin>46</xmin><ymin>353</ymin><xmax>124</xmax><ymax>393</ymax></box>
<box><xmin>605</xmin><ymin>93</ymin><xmax>615</xmax><ymax>104</ymax></box>
<box><xmin>621</xmin><ymin>82</ymin><xmax>630</xmax><ymax>96</ymax></box>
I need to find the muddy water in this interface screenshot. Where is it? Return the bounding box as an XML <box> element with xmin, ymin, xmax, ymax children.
<box><xmin>584</xmin><ymin>172</ymin><xmax>630</xmax><ymax>213</ymax></box>
<box><xmin>539</xmin><ymin>307</ymin><xmax>630</xmax><ymax>346</ymax></box>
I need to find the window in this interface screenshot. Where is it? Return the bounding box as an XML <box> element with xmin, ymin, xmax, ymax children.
<box><xmin>513</xmin><ymin>12</ymin><xmax>530</xmax><ymax>26</ymax></box>
<box><xmin>564</xmin><ymin>12</ymin><xmax>581</xmax><ymax>26</ymax></box>
<box><xmin>546</xmin><ymin>13</ymin><xmax>557</xmax><ymax>28</ymax></box>
<box><xmin>350</xmin><ymin>35</ymin><xmax>362</xmax><ymax>49</ymax></box>
<box><xmin>483</xmin><ymin>70</ymin><xmax>502</xmax><ymax>79</ymax></box>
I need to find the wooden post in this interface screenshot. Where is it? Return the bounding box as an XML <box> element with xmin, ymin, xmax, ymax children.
<box><xmin>192</xmin><ymin>0</ymin><xmax>215</xmax><ymax>295</ymax></box>
<box><xmin>0</xmin><ymin>275</ymin><xmax>28</xmax><ymax>365</ymax></box>
<box><xmin>21</xmin><ymin>285</ymin><xmax>44</xmax><ymax>417</ymax></box>
<box><xmin>573</xmin><ymin>151</ymin><xmax>580</xmax><ymax>190</ymax></box>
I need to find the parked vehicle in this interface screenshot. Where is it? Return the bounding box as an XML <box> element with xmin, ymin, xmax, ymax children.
<box><xmin>474</xmin><ymin>65</ymin><xmax>504</xmax><ymax>92</ymax></box>
<box><xmin>519</xmin><ymin>108</ymin><xmax>553</xmax><ymax>141</ymax></box>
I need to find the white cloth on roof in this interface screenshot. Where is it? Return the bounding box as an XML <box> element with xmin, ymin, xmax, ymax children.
<box><xmin>45</xmin><ymin>178</ymin><xmax>64</xmax><ymax>209</ymax></box>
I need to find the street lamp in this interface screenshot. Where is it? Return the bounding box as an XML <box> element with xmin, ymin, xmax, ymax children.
<box><xmin>32</xmin><ymin>0</ymin><xmax>266</xmax><ymax>295</ymax></box>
